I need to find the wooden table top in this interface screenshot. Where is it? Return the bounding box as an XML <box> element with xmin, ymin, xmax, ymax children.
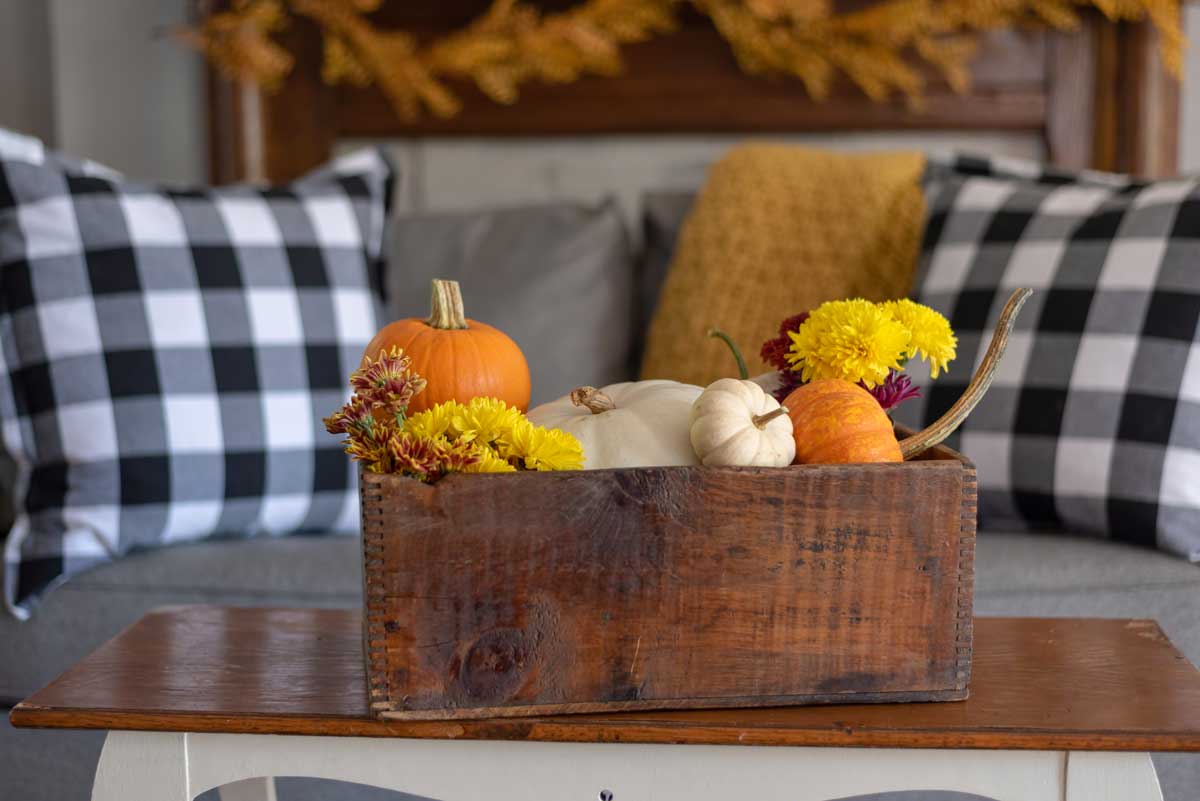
<box><xmin>11</xmin><ymin>607</ymin><xmax>1200</xmax><ymax>751</ymax></box>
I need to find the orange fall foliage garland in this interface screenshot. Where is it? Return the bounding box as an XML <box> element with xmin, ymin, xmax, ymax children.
<box><xmin>180</xmin><ymin>0</ymin><xmax>1184</xmax><ymax>121</ymax></box>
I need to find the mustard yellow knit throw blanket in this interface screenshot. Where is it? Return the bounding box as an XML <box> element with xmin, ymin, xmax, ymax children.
<box><xmin>641</xmin><ymin>144</ymin><xmax>928</xmax><ymax>386</ymax></box>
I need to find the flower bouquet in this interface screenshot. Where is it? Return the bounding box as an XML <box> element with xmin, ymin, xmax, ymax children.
<box><xmin>759</xmin><ymin>298</ymin><xmax>958</xmax><ymax>412</ymax></box>
<box><xmin>324</xmin><ymin>347</ymin><xmax>582</xmax><ymax>483</ymax></box>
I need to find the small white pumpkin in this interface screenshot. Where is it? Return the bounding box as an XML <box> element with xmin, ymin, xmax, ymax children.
<box><xmin>527</xmin><ymin>381</ymin><xmax>704</xmax><ymax>469</ymax></box>
<box><xmin>689</xmin><ymin>378</ymin><xmax>795</xmax><ymax>467</ymax></box>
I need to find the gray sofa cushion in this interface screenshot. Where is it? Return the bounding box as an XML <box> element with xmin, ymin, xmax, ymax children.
<box><xmin>976</xmin><ymin>530</ymin><xmax>1200</xmax><ymax>594</ymax></box>
<box><xmin>386</xmin><ymin>200</ymin><xmax>635</xmax><ymax>406</ymax></box>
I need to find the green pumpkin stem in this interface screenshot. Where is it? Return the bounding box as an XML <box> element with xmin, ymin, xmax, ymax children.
<box><xmin>708</xmin><ymin>328</ymin><xmax>749</xmax><ymax>380</ymax></box>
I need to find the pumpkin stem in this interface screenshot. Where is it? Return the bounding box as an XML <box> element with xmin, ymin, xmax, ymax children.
<box><xmin>708</xmin><ymin>328</ymin><xmax>749</xmax><ymax>380</ymax></box>
<box><xmin>571</xmin><ymin>386</ymin><xmax>616</xmax><ymax>415</ymax></box>
<box><xmin>752</xmin><ymin>406</ymin><xmax>788</xmax><ymax>429</ymax></box>
<box><xmin>426</xmin><ymin>279</ymin><xmax>468</xmax><ymax>330</ymax></box>
<box><xmin>900</xmin><ymin>288</ymin><xmax>1033</xmax><ymax>459</ymax></box>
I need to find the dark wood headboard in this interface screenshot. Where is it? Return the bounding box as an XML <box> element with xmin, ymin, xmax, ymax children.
<box><xmin>208</xmin><ymin>4</ymin><xmax>1179</xmax><ymax>184</ymax></box>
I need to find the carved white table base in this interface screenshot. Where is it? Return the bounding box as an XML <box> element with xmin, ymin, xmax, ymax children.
<box><xmin>89</xmin><ymin>730</ymin><xmax>1164</xmax><ymax>801</ymax></box>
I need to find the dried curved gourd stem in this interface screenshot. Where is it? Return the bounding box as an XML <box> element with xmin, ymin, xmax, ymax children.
<box><xmin>900</xmin><ymin>288</ymin><xmax>1033</xmax><ymax>460</ymax></box>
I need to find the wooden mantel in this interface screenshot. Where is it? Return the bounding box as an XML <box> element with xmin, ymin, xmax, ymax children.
<box><xmin>207</xmin><ymin>3</ymin><xmax>1181</xmax><ymax>184</ymax></box>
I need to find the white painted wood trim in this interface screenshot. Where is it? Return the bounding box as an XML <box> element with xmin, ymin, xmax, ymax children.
<box><xmin>91</xmin><ymin>730</ymin><xmax>189</xmax><ymax>801</ymax></box>
<box><xmin>89</xmin><ymin>729</ymin><xmax>1166</xmax><ymax>801</ymax></box>
<box><xmin>1065</xmin><ymin>751</ymin><xmax>1164</xmax><ymax>801</ymax></box>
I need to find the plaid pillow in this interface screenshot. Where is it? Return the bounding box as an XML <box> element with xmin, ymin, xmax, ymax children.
<box><xmin>896</xmin><ymin>154</ymin><xmax>1200</xmax><ymax>560</ymax></box>
<box><xmin>0</xmin><ymin>131</ymin><xmax>393</xmax><ymax>617</ymax></box>
<box><xmin>0</xmin><ymin>128</ymin><xmax>123</xmax><ymax>180</ymax></box>
<box><xmin>924</xmin><ymin>151</ymin><xmax>1134</xmax><ymax>189</ymax></box>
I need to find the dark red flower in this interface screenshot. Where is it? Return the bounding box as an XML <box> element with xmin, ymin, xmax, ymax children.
<box><xmin>760</xmin><ymin>312</ymin><xmax>810</xmax><ymax>372</ymax></box>
<box><xmin>778</xmin><ymin>312</ymin><xmax>811</xmax><ymax>338</ymax></box>
<box><xmin>862</xmin><ymin>370</ymin><xmax>921</xmax><ymax>411</ymax></box>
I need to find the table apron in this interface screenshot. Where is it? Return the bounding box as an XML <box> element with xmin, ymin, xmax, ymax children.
<box><xmin>90</xmin><ymin>730</ymin><xmax>1165</xmax><ymax>801</ymax></box>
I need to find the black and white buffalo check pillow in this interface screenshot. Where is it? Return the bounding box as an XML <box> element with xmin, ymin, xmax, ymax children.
<box><xmin>0</xmin><ymin>129</ymin><xmax>392</xmax><ymax>616</ymax></box>
<box><xmin>896</xmin><ymin>154</ymin><xmax>1200</xmax><ymax>560</ymax></box>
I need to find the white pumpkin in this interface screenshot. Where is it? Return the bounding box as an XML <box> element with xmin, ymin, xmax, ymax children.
<box><xmin>527</xmin><ymin>381</ymin><xmax>703</xmax><ymax>469</ymax></box>
<box><xmin>689</xmin><ymin>378</ymin><xmax>795</xmax><ymax>467</ymax></box>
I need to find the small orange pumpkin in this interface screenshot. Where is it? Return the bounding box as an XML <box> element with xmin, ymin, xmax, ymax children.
<box><xmin>362</xmin><ymin>279</ymin><xmax>531</xmax><ymax>414</ymax></box>
<box><xmin>783</xmin><ymin>379</ymin><xmax>902</xmax><ymax>464</ymax></box>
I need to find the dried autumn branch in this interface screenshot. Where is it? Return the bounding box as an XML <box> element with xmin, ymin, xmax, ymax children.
<box><xmin>177</xmin><ymin>0</ymin><xmax>1183</xmax><ymax>120</ymax></box>
<box><xmin>176</xmin><ymin>0</ymin><xmax>294</xmax><ymax>89</ymax></box>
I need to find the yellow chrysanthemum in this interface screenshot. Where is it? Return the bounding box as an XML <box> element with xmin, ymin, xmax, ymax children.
<box><xmin>883</xmin><ymin>299</ymin><xmax>958</xmax><ymax>379</ymax></box>
<box><xmin>462</xmin><ymin>444</ymin><xmax>518</xmax><ymax>474</ymax></box>
<box><xmin>403</xmin><ymin>400</ymin><xmax>463</xmax><ymax>440</ymax></box>
<box><xmin>504</xmin><ymin>420</ymin><xmax>585</xmax><ymax>472</ymax></box>
<box><xmin>786</xmin><ymin>298</ymin><xmax>910</xmax><ymax>388</ymax></box>
<box><xmin>452</xmin><ymin>397</ymin><xmax>524</xmax><ymax>445</ymax></box>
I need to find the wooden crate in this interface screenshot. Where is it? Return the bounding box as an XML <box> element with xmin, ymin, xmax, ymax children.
<box><xmin>360</xmin><ymin>443</ymin><xmax>976</xmax><ymax>720</ymax></box>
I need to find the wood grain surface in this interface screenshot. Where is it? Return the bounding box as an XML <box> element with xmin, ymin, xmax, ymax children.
<box><xmin>361</xmin><ymin>459</ymin><xmax>975</xmax><ymax>719</ymax></box>
<box><xmin>12</xmin><ymin>610</ymin><xmax>1200</xmax><ymax>752</ymax></box>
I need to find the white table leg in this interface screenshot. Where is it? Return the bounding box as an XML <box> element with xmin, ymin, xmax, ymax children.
<box><xmin>1065</xmin><ymin>752</ymin><xmax>1164</xmax><ymax>801</ymax></box>
<box><xmin>92</xmin><ymin>731</ymin><xmax>189</xmax><ymax>801</ymax></box>
<box><xmin>90</xmin><ymin>729</ymin><xmax>1167</xmax><ymax>801</ymax></box>
<box><xmin>218</xmin><ymin>777</ymin><xmax>278</xmax><ymax>801</ymax></box>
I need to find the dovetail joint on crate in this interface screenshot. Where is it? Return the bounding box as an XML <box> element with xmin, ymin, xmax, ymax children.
<box><xmin>954</xmin><ymin>464</ymin><xmax>978</xmax><ymax>691</ymax></box>
<box><xmin>359</xmin><ymin>473</ymin><xmax>393</xmax><ymax>713</ymax></box>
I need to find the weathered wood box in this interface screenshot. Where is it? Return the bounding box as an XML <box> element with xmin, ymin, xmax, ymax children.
<box><xmin>360</xmin><ymin>443</ymin><xmax>977</xmax><ymax>720</ymax></box>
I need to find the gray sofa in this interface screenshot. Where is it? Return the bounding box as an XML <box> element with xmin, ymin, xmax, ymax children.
<box><xmin>4</xmin><ymin>198</ymin><xmax>1200</xmax><ymax>800</ymax></box>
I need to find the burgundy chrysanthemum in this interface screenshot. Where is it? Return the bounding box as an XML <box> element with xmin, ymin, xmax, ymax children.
<box><xmin>760</xmin><ymin>338</ymin><xmax>791</xmax><ymax>373</ymax></box>
<box><xmin>778</xmin><ymin>311</ymin><xmax>811</xmax><ymax>338</ymax></box>
<box><xmin>863</xmin><ymin>370</ymin><xmax>922</xmax><ymax>411</ymax></box>
<box><xmin>760</xmin><ymin>312</ymin><xmax>810</xmax><ymax>372</ymax></box>
<box><xmin>759</xmin><ymin>312</ymin><xmax>811</xmax><ymax>399</ymax></box>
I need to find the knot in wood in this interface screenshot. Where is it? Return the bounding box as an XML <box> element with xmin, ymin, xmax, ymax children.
<box><xmin>457</xmin><ymin>628</ymin><xmax>532</xmax><ymax>703</ymax></box>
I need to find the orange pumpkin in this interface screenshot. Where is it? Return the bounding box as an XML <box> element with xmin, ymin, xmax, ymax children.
<box><xmin>783</xmin><ymin>379</ymin><xmax>902</xmax><ymax>464</ymax></box>
<box><xmin>362</xmin><ymin>279</ymin><xmax>531</xmax><ymax>414</ymax></box>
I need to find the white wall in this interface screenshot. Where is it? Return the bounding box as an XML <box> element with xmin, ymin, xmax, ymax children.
<box><xmin>1</xmin><ymin>2</ymin><xmax>1199</xmax><ymax>182</ymax></box>
<box><xmin>46</xmin><ymin>0</ymin><xmax>205</xmax><ymax>184</ymax></box>
<box><xmin>0</xmin><ymin>0</ymin><xmax>203</xmax><ymax>184</ymax></box>
<box><xmin>348</xmin><ymin>133</ymin><xmax>1042</xmax><ymax>232</ymax></box>
<box><xmin>1183</xmin><ymin>7</ymin><xmax>1200</xmax><ymax>171</ymax></box>
<box><xmin>0</xmin><ymin>0</ymin><xmax>54</xmax><ymax>143</ymax></box>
